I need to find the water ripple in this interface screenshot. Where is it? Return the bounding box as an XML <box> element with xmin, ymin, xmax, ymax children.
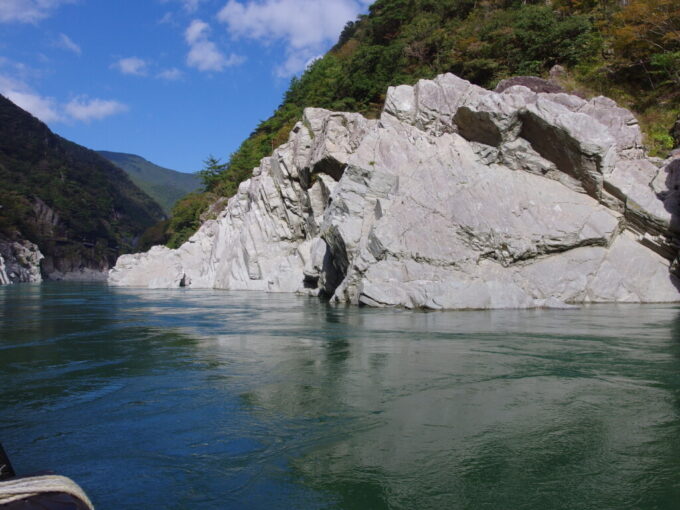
<box><xmin>1</xmin><ymin>283</ymin><xmax>679</xmax><ymax>509</ymax></box>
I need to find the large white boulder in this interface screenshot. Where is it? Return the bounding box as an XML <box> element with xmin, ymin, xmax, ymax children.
<box><xmin>109</xmin><ymin>74</ymin><xmax>680</xmax><ymax>309</ymax></box>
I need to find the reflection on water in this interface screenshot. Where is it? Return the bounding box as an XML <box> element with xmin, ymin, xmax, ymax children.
<box><xmin>1</xmin><ymin>283</ymin><xmax>680</xmax><ymax>509</ymax></box>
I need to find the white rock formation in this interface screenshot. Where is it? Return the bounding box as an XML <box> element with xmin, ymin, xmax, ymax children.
<box><xmin>109</xmin><ymin>73</ymin><xmax>680</xmax><ymax>308</ymax></box>
<box><xmin>0</xmin><ymin>238</ymin><xmax>43</xmax><ymax>285</ymax></box>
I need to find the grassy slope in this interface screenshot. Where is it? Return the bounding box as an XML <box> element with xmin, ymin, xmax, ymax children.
<box><xmin>164</xmin><ymin>0</ymin><xmax>680</xmax><ymax>247</ymax></box>
<box><xmin>98</xmin><ymin>151</ymin><xmax>201</xmax><ymax>215</ymax></box>
<box><xmin>0</xmin><ymin>94</ymin><xmax>165</xmax><ymax>271</ymax></box>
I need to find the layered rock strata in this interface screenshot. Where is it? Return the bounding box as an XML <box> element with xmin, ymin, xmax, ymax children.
<box><xmin>110</xmin><ymin>73</ymin><xmax>680</xmax><ymax>309</ymax></box>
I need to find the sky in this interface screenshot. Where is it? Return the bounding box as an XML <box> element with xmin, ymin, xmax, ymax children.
<box><xmin>0</xmin><ymin>0</ymin><xmax>373</xmax><ymax>173</ymax></box>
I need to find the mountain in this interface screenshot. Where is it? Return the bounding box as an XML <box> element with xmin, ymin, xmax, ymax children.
<box><xmin>165</xmin><ymin>0</ymin><xmax>680</xmax><ymax>247</ymax></box>
<box><xmin>0</xmin><ymin>94</ymin><xmax>165</xmax><ymax>281</ymax></box>
<box><xmin>109</xmin><ymin>73</ymin><xmax>680</xmax><ymax>308</ymax></box>
<box><xmin>98</xmin><ymin>151</ymin><xmax>201</xmax><ymax>215</ymax></box>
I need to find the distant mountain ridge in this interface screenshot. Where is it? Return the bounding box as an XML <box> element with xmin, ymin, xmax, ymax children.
<box><xmin>98</xmin><ymin>151</ymin><xmax>201</xmax><ymax>214</ymax></box>
<box><xmin>0</xmin><ymin>94</ymin><xmax>165</xmax><ymax>280</ymax></box>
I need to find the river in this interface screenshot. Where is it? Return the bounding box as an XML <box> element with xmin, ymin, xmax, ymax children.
<box><xmin>1</xmin><ymin>282</ymin><xmax>679</xmax><ymax>509</ymax></box>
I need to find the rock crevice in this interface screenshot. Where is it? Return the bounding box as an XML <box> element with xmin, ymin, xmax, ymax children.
<box><xmin>109</xmin><ymin>73</ymin><xmax>680</xmax><ymax>309</ymax></box>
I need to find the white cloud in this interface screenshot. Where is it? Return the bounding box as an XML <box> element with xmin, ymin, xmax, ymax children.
<box><xmin>157</xmin><ymin>67</ymin><xmax>183</xmax><ymax>80</ymax></box>
<box><xmin>5</xmin><ymin>90</ymin><xmax>61</xmax><ymax>122</ymax></box>
<box><xmin>181</xmin><ymin>0</ymin><xmax>202</xmax><ymax>12</ymax></box>
<box><xmin>184</xmin><ymin>19</ymin><xmax>244</xmax><ymax>72</ymax></box>
<box><xmin>275</xmin><ymin>53</ymin><xmax>308</xmax><ymax>78</ymax></box>
<box><xmin>161</xmin><ymin>0</ymin><xmax>204</xmax><ymax>13</ymax></box>
<box><xmin>185</xmin><ymin>18</ymin><xmax>209</xmax><ymax>45</ymax></box>
<box><xmin>112</xmin><ymin>59</ymin><xmax>185</xmax><ymax>81</ymax></box>
<box><xmin>64</xmin><ymin>97</ymin><xmax>128</xmax><ymax>122</ymax></box>
<box><xmin>111</xmin><ymin>57</ymin><xmax>148</xmax><ymax>76</ymax></box>
<box><xmin>55</xmin><ymin>33</ymin><xmax>81</xmax><ymax>55</ymax></box>
<box><xmin>217</xmin><ymin>0</ymin><xmax>368</xmax><ymax>76</ymax></box>
<box><xmin>0</xmin><ymin>66</ymin><xmax>127</xmax><ymax>124</ymax></box>
<box><xmin>218</xmin><ymin>0</ymin><xmax>358</xmax><ymax>50</ymax></box>
<box><xmin>0</xmin><ymin>73</ymin><xmax>61</xmax><ymax>122</ymax></box>
<box><xmin>305</xmin><ymin>54</ymin><xmax>322</xmax><ymax>68</ymax></box>
<box><xmin>0</xmin><ymin>0</ymin><xmax>75</xmax><ymax>24</ymax></box>
<box><xmin>158</xmin><ymin>11</ymin><xmax>174</xmax><ymax>24</ymax></box>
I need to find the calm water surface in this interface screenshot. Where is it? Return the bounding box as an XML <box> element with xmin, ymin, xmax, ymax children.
<box><xmin>1</xmin><ymin>283</ymin><xmax>680</xmax><ymax>509</ymax></box>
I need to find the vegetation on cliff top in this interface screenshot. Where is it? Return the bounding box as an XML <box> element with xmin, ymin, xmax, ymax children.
<box><xmin>162</xmin><ymin>0</ymin><xmax>680</xmax><ymax>247</ymax></box>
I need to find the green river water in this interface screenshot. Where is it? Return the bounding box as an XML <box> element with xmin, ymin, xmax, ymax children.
<box><xmin>1</xmin><ymin>282</ymin><xmax>679</xmax><ymax>509</ymax></box>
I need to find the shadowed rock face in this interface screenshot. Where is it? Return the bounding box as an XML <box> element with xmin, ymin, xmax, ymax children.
<box><xmin>110</xmin><ymin>74</ymin><xmax>680</xmax><ymax>309</ymax></box>
<box><xmin>454</xmin><ymin>107</ymin><xmax>502</xmax><ymax>147</ymax></box>
<box><xmin>518</xmin><ymin>108</ymin><xmax>604</xmax><ymax>198</ymax></box>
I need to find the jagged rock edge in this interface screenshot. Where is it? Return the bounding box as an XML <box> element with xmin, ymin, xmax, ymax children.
<box><xmin>109</xmin><ymin>73</ymin><xmax>680</xmax><ymax>309</ymax></box>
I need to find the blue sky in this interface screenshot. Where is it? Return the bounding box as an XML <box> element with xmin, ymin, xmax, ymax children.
<box><xmin>0</xmin><ymin>0</ymin><xmax>372</xmax><ymax>173</ymax></box>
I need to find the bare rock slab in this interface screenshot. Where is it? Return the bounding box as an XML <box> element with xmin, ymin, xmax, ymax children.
<box><xmin>109</xmin><ymin>74</ymin><xmax>680</xmax><ymax>309</ymax></box>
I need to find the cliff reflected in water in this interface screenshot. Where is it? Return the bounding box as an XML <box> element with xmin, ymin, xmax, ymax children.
<box><xmin>1</xmin><ymin>283</ymin><xmax>679</xmax><ymax>509</ymax></box>
<box><xmin>209</xmin><ymin>304</ymin><xmax>680</xmax><ymax>509</ymax></box>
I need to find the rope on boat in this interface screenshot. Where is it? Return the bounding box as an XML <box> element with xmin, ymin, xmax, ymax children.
<box><xmin>0</xmin><ymin>475</ymin><xmax>94</xmax><ymax>508</ymax></box>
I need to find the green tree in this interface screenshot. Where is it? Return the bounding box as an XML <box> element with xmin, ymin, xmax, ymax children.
<box><xmin>160</xmin><ymin>0</ymin><xmax>680</xmax><ymax>245</ymax></box>
<box><xmin>198</xmin><ymin>155</ymin><xmax>227</xmax><ymax>191</ymax></box>
<box><xmin>609</xmin><ymin>0</ymin><xmax>680</xmax><ymax>87</ymax></box>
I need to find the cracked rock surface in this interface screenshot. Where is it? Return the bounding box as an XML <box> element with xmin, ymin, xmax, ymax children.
<box><xmin>0</xmin><ymin>237</ymin><xmax>43</xmax><ymax>285</ymax></box>
<box><xmin>109</xmin><ymin>73</ymin><xmax>680</xmax><ymax>309</ymax></box>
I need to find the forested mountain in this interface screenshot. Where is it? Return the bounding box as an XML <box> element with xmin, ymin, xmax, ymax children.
<box><xmin>0</xmin><ymin>94</ymin><xmax>165</xmax><ymax>278</ymax></box>
<box><xmin>161</xmin><ymin>0</ymin><xmax>680</xmax><ymax>248</ymax></box>
<box><xmin>98</xmin><ymin>151</ymin><xmax>201</xmax><ymax>215</ymax></box>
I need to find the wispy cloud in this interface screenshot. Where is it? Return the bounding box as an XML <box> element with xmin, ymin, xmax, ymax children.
<box><xmin>0</xmin><ymin>70</ymin><xmax>127</xmax><ymax>124</ymax></box>
<box><xmin>64</xmin><ymin>96</ymin><xmax>128</xmax><ymax>122</ymax></box>
<box><xmin>157</xmin><ymin>67</ymin><xmax>183</xmax><ymax>81</ymax></box>
<box><xmin>3</xmin><ymin>88</ymin><xmax>61</xmax><ymax>122</ymax></box>
<box><xmin>55</xmin><ymin>33</ymin><xmax>81</xmax><ymax>55</ymax></box>
<box><xmin>217</xmin><ymin>0</ymin><xmax>369</xmax><ymax>76</ymax></box>
<box><xmin>185</xmin><ymin>19</ymin><xmax>244</xmax><ymax>72</ymax></box>
<box><xmin>160</xmin><ymin>0</ymin><xmax>204</xmax><ymax>13</ymax></box>
<box><xmin>111</xmin><ymin>58</ymin><xmax>184</xmax><ymax>81</ymax></box>
<box><xmin>158</xmin><ymin>11</ymin><xmax>174</xmax><ymax>24</ymax></box>
<box><xmin>0</xmin><ymin>0</ymin><xmax>75</xmax><ymax>24</ymax></box>
<box><xmin>180</xmin><ymin>0</ymin><xmax>202</xmax><ymax>12</ymax></box>
<box><xmin>0</xmin><ymin>71</ymin><xmax>61</xmax><ymax>121</ymax></box>
<box><xmin>111</xmin><ymin>57</ymin><xmax>148</xmax><ymax>76</ymax></box>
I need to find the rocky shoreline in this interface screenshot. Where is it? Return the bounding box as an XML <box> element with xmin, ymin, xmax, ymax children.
<box><xmin>0</xmin><ymin>238</ymin><xmax>43</xmax><ymax>285</ymax></box>
<box><xmin>0</xmin><ymin>236</ymin><xmax>108</xmax><ymax>285</ymax></box>
<box><xmin>109</xmin><ymin>73</ymin><xmax>680</xmax><ymax>309</ymax></box>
